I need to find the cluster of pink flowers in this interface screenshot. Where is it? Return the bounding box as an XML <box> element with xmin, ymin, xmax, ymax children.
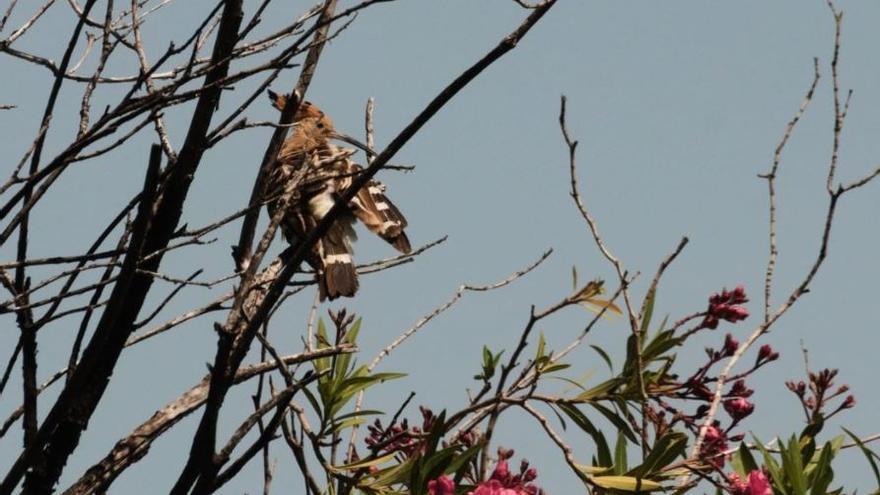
<box><xmin>427</xmin><ymin>476</ymin><xmax>456</xmax><ymax>495</ymax></box>
<box><xmin>699</xmin><ymin>424</ymin><xmax>730</xmax><ymax>468</ymax></box>
<box><xmin>785</xmin><ymin>367</ymin><xmax>855</xmax><ymax>420</ymax></box>
<box><xmin>701</xmin><ymin>286</ymin><xmax>749</xmax><ymax>329</ymax></box>
<box><xmin>428</xmin><ymin>450</ymin><xmax>543</xmax><ymax>495</ymax></box>
<box><xmin>728</xmin><ymin>470</ymin><xmax>772</xmax><ymax>495</ymax></box>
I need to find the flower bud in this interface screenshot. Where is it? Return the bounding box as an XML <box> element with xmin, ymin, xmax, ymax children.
<box><xmin>723</xmin><ymin>334</ymin><xmax>739</xmax><ymax>357</ymax></box>
<box><xmin>724</xmin><ymin>398</ymin><xmax>755</xmax><ymax>421</ymax></box>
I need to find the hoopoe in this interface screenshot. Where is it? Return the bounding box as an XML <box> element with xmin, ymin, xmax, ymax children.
<box><xmin>264</xmin><ymin>91</ymin><xmax>411</xmax><ymax>300</ymax></box>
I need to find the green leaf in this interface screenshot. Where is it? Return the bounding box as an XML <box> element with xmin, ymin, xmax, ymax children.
<box><xmin>614</xmin><ymin>430</ymin><xmax>628</xmax><ymax>475</ymax></box>
<box><xmin>330</xmin><ymin>372</ymin><xmax>406</xmax><ymax>418</ymax></box>
<box><xmin>326</xmin><ymin>372</ymin><xmax>406</xmax><ymax>418</ymax></box>
<box><xmin>418</xmin><ymin>445</ymin><xmax>462</xmax><ymax>488</ymax></box>
<box><xmin>301</xmin><ymin>385</ymin><xmax>323</xmax><ymax>423</ymax></box>
<box><xmin>591</xmin><ymin>402</ymin><xmax>638</xmax><ymax>443</ymax></box>
<box><xmin>557</xmin><ymin>403</ymin><xmax>612</xmax><ymax>467</ymax></box>
<box><xmin>334</xmin><ymin>318</ymin><xmax>362</xmax><ymax>381</ymax></box>
<box><xmin>332</xmin><ymin>452</ymin><xmax>398</xmax><ymax>471</ymax></box>
<box><xmin>590</xmin><ymin>475</ymin><xmax>663</xmax><ymax>492</ymax></box>
<box><xmin>368</xmin><ymin>459</ymin><xmax>414</xmax><ymax>488</ymax></box>
<box><xmin>809</xmin><ymin>442</ymin><xmax>835</xmax><ymax>495</ymax></box>
<box><xmin>641</xmin><ymin>330</ymin><xmax>683</xmax><ymax>363</ymax></box>
<box><xmin>540</xmin><ymin>363</ymin><xmax>571</xmax><ymax>374</ymax></box>
<box><xmin>333</xmin><ymin>409</ymin><xmax>383</xmax><ymax>422</ymax></box>
<box><xmin>800</xmin><ymin>416</ymin><xmax>825</xmax><ymax>444</ymax></box>
<box><xmin>629</xmin><ymin>431</ymin><xmax>687</xmax><ymax>477</ymax></box>
<box><xmin>843</xmin><ymin>427</ymin><xmax>880</xmax><ymax>492</ymax></box>
<box><xmin>576</xmin><ymin>464</ymin><xmax>613</xmax><ymax>475</ymax></box>
<box><xmin>590</xmin><ymin>344</ymin><xmax>614</xmax><ymax>373</ymax></box>
<box><xmin>332</xmin><ymin>417</ymin><xmax>369</xmax><ymax>432</ymax></box>
<box><xmin>732</xmin><ymin>442</ymin><xmax>759</xmax><ymax>476</ymax></box>
<box><xmin>547</xmin><ymin>375</ymin><xmax>589</xmax><ymax>392</ymax></box>
<box><xmin>314</xmin><ymin>319</ymin><xmax>331</xmax><ymax>373</ymax></box>
<box><xmin>783</xmin><ymin>434</ymin><xmax>807</xmax><ymax>495</ymax></box>
<box><xmin>424</xmin><ymin>410</ymin><xmax>448</xmax><ymax>455</ymax></box>
<box><xmin>800</xmin><ymin>435</ymin><xmax>818</xmax><ymax>476</ymax></box>
<box><xmin>536</xmin><ymin>332</ymin><xmax>547</xmax><ymax>361</ymax></box>
<box><xmin>445</xmin><ymin>443</ymin><xmax>482</xmax><ymax>476</ymax></box>
<box><xmin>574</xmin><ymin>377</ymin><xmax>622</xmax><ymax>401</ymax></box>
<box><xmin>753</xmin><ymin>435</ymin><xmax>784</xmax><ymax>493</ymax></box>
<box><xmin>640</xmin><ymin>288</ymin><xmax>656</xmax><ymax>337</ymax></box>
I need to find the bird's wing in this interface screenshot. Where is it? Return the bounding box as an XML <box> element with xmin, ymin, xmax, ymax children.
<box><xmin>340</xmin><ymin>161</ymin><xmax>411</xmax><ymax>254</ymax></box>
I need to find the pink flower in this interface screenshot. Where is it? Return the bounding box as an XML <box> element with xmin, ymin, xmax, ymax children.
<box><xmin>729</xmin><ymin>379</ymin><xmax>753</xmax><ymax>398</ymax></box>
<box><xmin>704</xmin><ymin>425</ymin><xmax>724</xmax><ymax>443</ymax></box>
<box><xmin>428</xmin><ymin>475</ymin><xmax>456</xmax><ymax>495</ymax></box>
<box><xmin>723</xmin><ymin>398</ymin><xmax>755</xmax><ymax>422</ymax></box>
<box><xmin>728</xmin><ymin>470</ymin><xmax>771</xmax><ymax>495</ymax></box>
<box><xmin>700</xmin><ymin>425</ymin><xmax>728</xmax><ymax>468</ymax></box>
<box><xmin>470</xmin><ymin>480</ymin><xmax>519</xmax><ymax>495</ymax></box>
<box><xmin>729</xmin><ymin>472</ymin><xmax>748</xmax><ymax>495</ymax></box>
<box><xmin>468</xmin><ymin>452</ymin><xmax>543</xmax><ymax>495</ymax></box>
<box><xmin>702</xmin><ymin>286</ymin><xmax>749</xmax><ymax>329</ymax></box>
<box><xmin>746</xmin><ymin>470</ymin><xmax>772</xmax><ymax>495</ymax></box>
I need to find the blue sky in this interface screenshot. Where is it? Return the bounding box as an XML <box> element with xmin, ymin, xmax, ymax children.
<box><xmin>1</xmin><ymin>1</ymin><xmax>879</xmax><ymax>493</ymax></box>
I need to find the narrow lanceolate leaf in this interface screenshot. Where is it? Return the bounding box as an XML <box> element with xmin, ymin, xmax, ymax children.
<box><xmin>417</xmin><ymin>445</ymin><xmax>463</xmax><ymax>487</ymax></box>
<box><xmin>557</xmin><ymin>402</ymin><xmax>612</xmax><ymax>468</ymax></box>
<box><xmin>314</xmin><ymin>318</ymin><xmax>332</xmax><ymax>374</ymax></box>
<box><xmin>592</xmin><ymin>402</ymin><xmax>638</xmax><ymax>443</ymax></box>
<box><xmin>843</xmin><ymin>428</ymin><xmax>880</xmax><ymax>491</ymax></box>
<box><xmin>732</xmin><ymin>442</ymin><xmax>759</xmax><ymax>476</ymax></box>
<box><xmin>576</xmin><ymin>464</ymin><xmax>613</xmax><ymax>475</ymax></box>
<box><xmin>445</xmin><ymin>444</ymin><xmax>482</xmax><ymax>475</ymax></box>
<box><xmin>332</xmin><ymin>417</ymin><xmax>368</xmax><ymax>433</ymax></box>
<box><xmin>574</xmin><ymin>377</ymin><xmax>622</xmax><ymax>401</ymax></box>
<box><xmin>574</xmin><ymin>279</ymin><xmax>622</xmax><ymax>318</ymax></box>
<box><xmin>753</xmin><ymin>435</ymin><xmax>784</xmax><ymax>494</ymax></box>
<box><xmin>330</xmin><ymin>372</ymin><xmax>406</xmax><ymax>417</ymax></box>
<box><xmin>331</xmin><ymin>452</ymin><xmax>399</xmax><ymax>471</ymax></box>
<box><xmin>367</xmin><ymin>458</ymin><xmax>415</xmax><ymax>488</ymax></box>
<box><xmin>809</xmin><ymin>442</ymin><xmax>835</xmax><ymax>495</ymax></box>
<box><xmin>614</xmin><ymin>430</ymin><xmax>628</xmax><ymax>475</ymax></box>
<box><xmin>783</xmin><ymin>434</ymin><xmax>807</xmax><ymax>495</ymax></box>
<box><xmin>539</xmin><ymin>363</ymin><xmax>570</xmax><ymax>374</ymax></box>
<box><xmin>590</xmin><ymin>344</ymin><xmax>614</xmax><ymax>372</ymax></box>
<box><xmin>640</xmin><ymin>288</ymin><xmax>656</xmax><ymax>336</ymax></box>
<box><xmin>579</xmin><ymin>299</ymin><xmax>623</xmax><ymax>318</ymax></box>
<box><xmin>334</xmin><ymin>317</ymin><xmax>362</xmax><ymax>379</ymax></box>
<box><xmin>628</xmin><ymin>431</ymin><xmax>687</xmax><ymax>477</ymax></box>
<box><xmin>590</xmin><ymin>475</ymin><xmax>663</xmax><ymax>492</ymax></box>
<box><xmin>536</xmin><ymin>332</ymin><xmax>547</xmax><ymax>361</ymax></box>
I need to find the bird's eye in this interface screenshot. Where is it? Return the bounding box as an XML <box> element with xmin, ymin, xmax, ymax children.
<box><xmin>317</xmin><ymin>122</ymin><xmax>324</xmax><ymax>129</ymax></box>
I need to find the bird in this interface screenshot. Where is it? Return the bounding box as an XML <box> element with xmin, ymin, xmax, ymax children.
<box><xmin>263</xmin><ymin>91</ymin><xmax>411</xmax><ymax>300</ymax></box>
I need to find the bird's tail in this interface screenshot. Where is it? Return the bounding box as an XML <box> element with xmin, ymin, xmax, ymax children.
<box><xmin>316</xmin><ymin>217</ymin><xmax>359</xmax><ymax>301</ymax></box>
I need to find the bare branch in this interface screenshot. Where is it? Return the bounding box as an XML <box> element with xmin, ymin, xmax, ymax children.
<box><xmin>760</xmin><ymin>59</ymin><xmax>821</xmax><ymax>323</ymax></box>
<box><xmin>62</xmin><ymin>347</ymin><xmax>353</xmax><ymax>495</ymax></box>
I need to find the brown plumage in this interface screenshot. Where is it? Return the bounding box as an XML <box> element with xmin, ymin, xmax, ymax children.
<box><xmin>264</xmin><ymin>91</ymin><xmax>411</xmax><ymax>300</ymax></box>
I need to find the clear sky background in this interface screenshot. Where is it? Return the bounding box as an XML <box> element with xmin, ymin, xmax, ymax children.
<box><xmin>1</xmin><ymin>1</ymin><xmax>879</xmax><ymax>493</ymax></box>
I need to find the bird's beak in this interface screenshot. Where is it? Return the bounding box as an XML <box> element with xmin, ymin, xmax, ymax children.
<box><xmin>330</xmin><ymin>131</ymin><xmax>378</xmax><ymax>157</ymax></box>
